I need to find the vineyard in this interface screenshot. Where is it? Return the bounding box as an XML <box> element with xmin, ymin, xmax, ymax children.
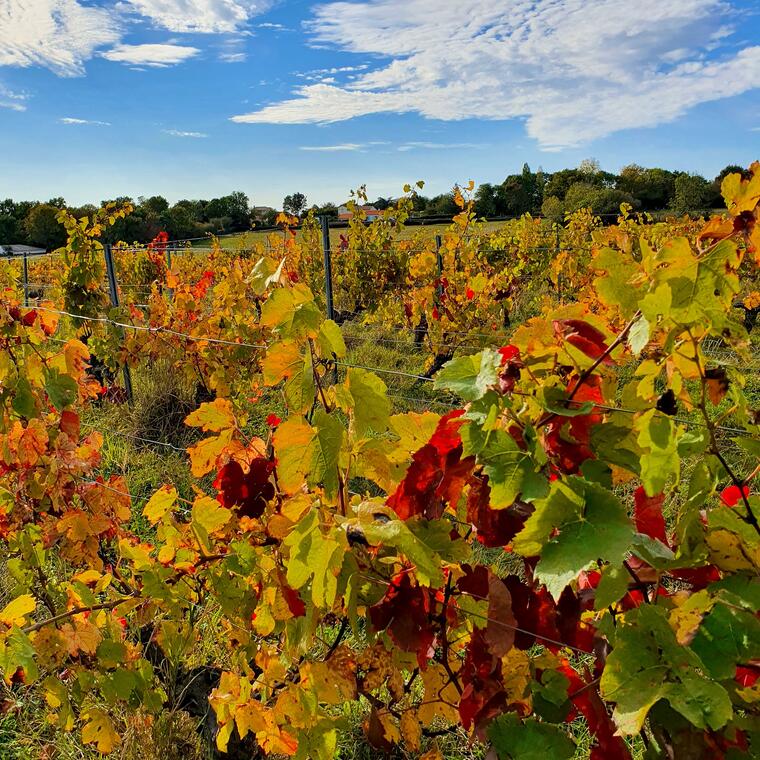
<box><xmin>0</xmin><ymin>169</ymin><xmax>758</xmax><ymax>760</ymax></box>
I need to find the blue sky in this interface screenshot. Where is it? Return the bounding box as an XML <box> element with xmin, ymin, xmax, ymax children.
<box><xmin>1</xmin><ymin>0</ymin><xmax>759</xmax><ymax>208</ymax></box>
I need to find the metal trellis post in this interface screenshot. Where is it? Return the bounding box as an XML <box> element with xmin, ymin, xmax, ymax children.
<box><xmin>435</xmin><ymin>234</ymin><xmax>444</xmax><ymax>306</ymax></box>
<box><xmin>22</xmin><ymin>251</ymin><xmax>29</xmax><ymax>307</ymax></box>
<box><xmin>103</xmin><ymin>244</ymin><xmax>134</xmax><ymax>405</ymax></box>
<box><xmin>320</xmin><ymin>215</ymin><xmax>338</xmax><ymax>383</ymax></box>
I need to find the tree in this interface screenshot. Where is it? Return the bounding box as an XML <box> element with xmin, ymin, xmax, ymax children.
<box><xmin>474</xmin><ymin>183</ymin><xmax>498</xmax><ymax>217</ymax></box>
<box><xmin>140</xmin><ymin>196</ymin><xmax>170</xmax><ymax>217</ymax></box>
<box><xmin>225</xmin><ymin>191</ymin><xmax>251</xmax><ymax>230</ymax></box>
<box><xmin>672</xmin><ymin>173</ymin><xmax>712</xmax><ymax>216</ymax></box>
<box><xmin>312</xmin><ymin>202</ymin><xmax>338</xmax><ymax>218</ymax></box>
<box><xmin>24</xmin><ymin>204</ymin><xmax>67</xmax><ymax>249</ymax></box>
<box><xmin>426</xmin><ymin>193</ymin><xmax>459</xmax><ymax>217</ymax></box>
<box><xmin>541</xmin><ymin>195</ymin><xmax>564</xmax><ymax>223</ymax></box>
<box><xmin>163</xmin><ymin>204</ymin><xmax>202</xmax><ymax>240</ymax></box>
<box><xmin>616</xmin><ymin>165</ymin><xmax>677</xmax><ymax>210</ymax></box>
<box><xmin>283</xmin><ymin>192</ymin><xmax>307</xmax><ymax>217</ymax></box>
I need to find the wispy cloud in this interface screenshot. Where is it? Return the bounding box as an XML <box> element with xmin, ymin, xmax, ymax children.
<box><xmin>397</xmin><ymin>141</ymin><xmax>483</xmax><ymax>151</ymax></box>
<box><xmin>102</xmin><ymin>43</ymin><xmax>200</xmax><ymax>67</ymax></box>
<box><xmin>0</xmin><ymin>0</ymin><xmax>120</xmax><ymax>76</ymax></box>
<box><xmin>231</xmin><ymin>0</ymin><xmax>760</xmax><ymax>148</ymax></box>
<box><xmin>0</xmin><ymin>84</ymin><xmax>29</xmax><ymax>111</ymax></box>
<box><xmin>299</xmin><ymin>143</ymin><xmax>365</xmax><ymax>152</ymax></box>
<box><xmin>163</xmin><ymin>129</ymin><xmax>208</xmax><ymax>138</ymax></box>
<box><xmin>59</xmin><ymin>117</ymin><xmax>111</xmax><ymax>125</ymax></box>
<box><xmin>220</xmin><ymin>51</ymin><xmax>247</xmax><ymax>63</ymax></box>
<box><xmin>256</xmin><ymin>22</ymin><xmax>292</xmax><ymax>31</ymax></box>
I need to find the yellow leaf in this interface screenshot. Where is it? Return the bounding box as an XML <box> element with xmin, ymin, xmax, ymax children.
<box><xmin>185</xmin><ymin>398</ymin><xmax>236</xmax><ymax>432</ymax></box>
<box><xmin>419</xmin><ymin>664</ymin><xmax>460</xmax><ymax>724</ymax></box>
<box><xmin>192</xmin><ymin>496</ymin><xmax>231</xmax><ymax>535</ymax></box>
<box><xmin>0</xmin><ymin>595</ymin><xmax>36</xmax><ymax>627</ymax></box>
<box><xmin>143</xmin><ymin>485</ymin><xmax>177</xmax><ymax>525</ymax></box>
<box><xmin>81</xmin><ymin>708</ymin><xmax>120</xmax><ymax>754</ymax></box>
<box><xmin>400</xmin><ymin>710</ymin><xmax>421</xmax><ymax>752</ymax></box>
<box><xmin>187</xmin><ymin>429</ymin><xmax>233</xmax><ymax>477</ymax></box>
<box><xmin>234</xmin><ymin>700</ymin><xmax>267</xmax><ymax>739</ymax></box>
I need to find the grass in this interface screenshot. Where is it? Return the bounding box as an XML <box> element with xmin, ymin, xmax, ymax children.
<box><xmin>187</xmin><ymin>220</ymin><xmax>513</xmax><ymax>253</ymax></box>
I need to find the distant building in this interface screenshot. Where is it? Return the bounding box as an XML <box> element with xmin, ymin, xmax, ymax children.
<box><xmin>0</xmin><ymin>244</ymin><xmax>46</xmax><ymax>257</ymax></box>
<box><xmin>251</xmin><ymin>206</ymin><xmax>276</xmax><ymax>221</ymax></box>
<box><xmin>337</xmin><ymin>205</ymin><xmax>382</xmax><ymax>222</ymax></box>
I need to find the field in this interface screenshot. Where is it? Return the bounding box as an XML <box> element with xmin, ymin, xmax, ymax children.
<box><xmin>0</xmin><ymin>177</ymin><xmax>759</xmax><ymax>760</ymax></box>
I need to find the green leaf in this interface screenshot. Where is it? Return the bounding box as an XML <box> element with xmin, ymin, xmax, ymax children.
<box><xmin>284</xmin><ymin>352</ymin><xmax>315</xmax><ymax>415</ymax></box>
<box><xmin>461</xmin><ymin>425</ymin><xmax>538</xmax><ymax>508</ymax></box>
<box><xmin>488</xmin><ymin>713</ymin><xmax>574</xmax><ymax>760</ymax></box>
<box><xmin>362</xmin><ymin>517</ymin><xmax>468</xmax><ymax>587</ymax></box>
<box><xmin>636</xmin><ymin>410</ymin><xmax>679</xmax><ymax>496</ymax></box>
<box><xmin>601</xmin><ymin>605</ymin><xmax>732</xmax><ymax>734</ymax></box>
<box><xmin>434</xmin><ymin>349</ymin><xmax>499</xmax><ymax>401</ymax></box>
<box><xmin>284</xmin><ymin>511</ymin><xmax>346</xmax><ymax>607</ymax></box>
<box><xmin>691</xmin><ymin>602</ymin><xmax>760</xmax><ymax>680</ymax></box>
<box><xmin>338</xmin><ymin>368</ymin><xmax>390</xmax><ymax>438</ymax></box>
<box><xmin>514</xmin><ymin>477</ymin><xmax>634</xmax><ymax>600</ymax></box>
<box><xmin>595</xmin><ymin>563</ymin><xmax>629</xmax><ymax>610</ymax></box>
<box><xmin>12</xmin><ymin>376</ymin><xmax>35</xmax><ymax>418</ymax></box>
<box><xmin>45</xmin><ymin>368</ymin><xmax>78</xmax><ymax>411</ymax></box>
<box><xmin>627</xmin><ymin>315</ymin><xmax>650</xmax><ymax>356</ymax></box>
<box><xmin>317</xmin><ymin>320</ymin><xmax>346</xmax><ymax>359</ymax></box>
<box><xmin>539</xmin><ymin>385</ymin><xmax>594</xmax><ymax>417</ymax></box>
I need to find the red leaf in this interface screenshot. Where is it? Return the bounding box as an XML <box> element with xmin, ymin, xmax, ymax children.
<box><xmin>554</xmin><ymin>319</ymin><xmax>615</xmax><ymax>365</ymax></box>
<box><xmin>559</xmin><ymin>663</ymin><xmax>632</xmax><ymax>760</ymax></box>
<box><xmin>543</xmin><ymin>375</ymin><xmax>603</xmax><ymax>474</ymax></box>
<box><xmin>466</xmin><ymin>477</ymin><xmax>526</xmax><ymax>547</ymax></box>
<box><xmin>281</xmin><ymin>583</ymin><xmax>306</xmax><ymax>618</ymax></box>
<box><xmin>720</xmin><ymin>484</ymin><xmax>750</xmax><ymax>507</ymax></box>
<box><xmin>214</xmin><ymin>458</ymin><xmax>275</xmax><ymax>519</ymax></box>
<box><xmin>466</xmin><ymin>287</ymin><xmax>475</xmax><ymax>300</ymax></box>
<box><xmin>387</xmin><ymin>411</ymin><xmax>474</xmax><ymax>520</ymax></box>
<box><xmin>369</xmin><ymin>573</ymin><xmax>434</xmax><ymax>668</ymax></box>
<box><xmin>59</xmin><ymin>410</ymin><xmax>80</xmax><ymax>439</ymax></box>
<box><xmin>459</xmin><ymin>628</ymin><xmax>506</xmax><ymax>731</ymax></box>
<box><xmin>633</xmin><ymin>487</ymin><xmax>667</xmax><ymax>544</ymax></box>
<box><xmin>266</xmin><ymin>414</ymin><xmax>282</xmax><ymax>427</ymax></box>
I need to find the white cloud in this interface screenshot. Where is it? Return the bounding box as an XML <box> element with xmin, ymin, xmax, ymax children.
<box><xmin>300</xmin><ymin>143</ymin><xmax>365</xmax><ymax>151</ymax></box>
<box><xmin>220</xmin><ymin>51</ymin><xmax>247</xmax><ymax>63</ymax></box>
<box><xmin>163</xmin><ymin>129</ymin><xmax>208</xmax><ymax>137</ymax></box>
<box><xmin>0</xmin><ymin>0</ymin><xmax>120</xmax><ymax>76</ymax></box>
<box><xmin>59</xmin><ymin>117</ymin><xmax>111</xmax><ymax>125</ymax></box>
<box><xmin>124</xmin><ymin>0</ymin><xmax>276</xmax><ymax>33</ymax></box>
<box><xmin>102</xmin><ymin>43</ymin><xmax>200</xmax><ymax>67</ymax></box>
<box><xmin>398</xmin><ymin>141</ymin><xmax>483</xmax><ymax>151</ymax></box>
<box><xmin>0</xmin><ymin>84</ymin><xmax>28</xmax><ymax>111</ymax></box>
<box><xmin>231</xmin><ymin>0</ymin><xmax>760</xmax><ymax>148</ymax></box>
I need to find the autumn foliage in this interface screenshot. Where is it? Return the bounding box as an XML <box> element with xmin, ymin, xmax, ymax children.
<box><xmin>0</xmin><ymin>166</ymin><xmax>759</xmax><ymax>758</ymax></box>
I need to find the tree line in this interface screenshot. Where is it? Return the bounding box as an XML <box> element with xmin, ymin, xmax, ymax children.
<box><xmin>0</xmin><ymin>160</ymin><xmax>744</xmax><ymax>250</ymax></box>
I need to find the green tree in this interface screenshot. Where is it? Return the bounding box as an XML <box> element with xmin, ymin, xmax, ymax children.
<box><xmin>672</xmin><ymin>173</ymin><xmax>712</xmax><ymax>216</ymax></box>
<box><xmin>283</xmin><ymin>192</ymin><xmax>307</xmax><ymax>217</ymax></box>
<box><xmin>140</xmin><ymin>195</ymin><xmax>170</xmax><ymax>217</ymax></box>
<box><xmin>541</xmin><ymin>195</ymin><xmax>564</xmax><ymax>223</ymax></box>
<box><xmin>474</xmin><ymin>183</ymin><xmax>498</xmax><ymax>217</ymax></box>
<box><xmin>24</xmin><ymin>204</ymin><xmax>67</xmax><ymax>250</ymax></box>
<box><xmin>616</xmin><ymin>165</ymin><xmax>677</xmax><ymax>210</ymax></box>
